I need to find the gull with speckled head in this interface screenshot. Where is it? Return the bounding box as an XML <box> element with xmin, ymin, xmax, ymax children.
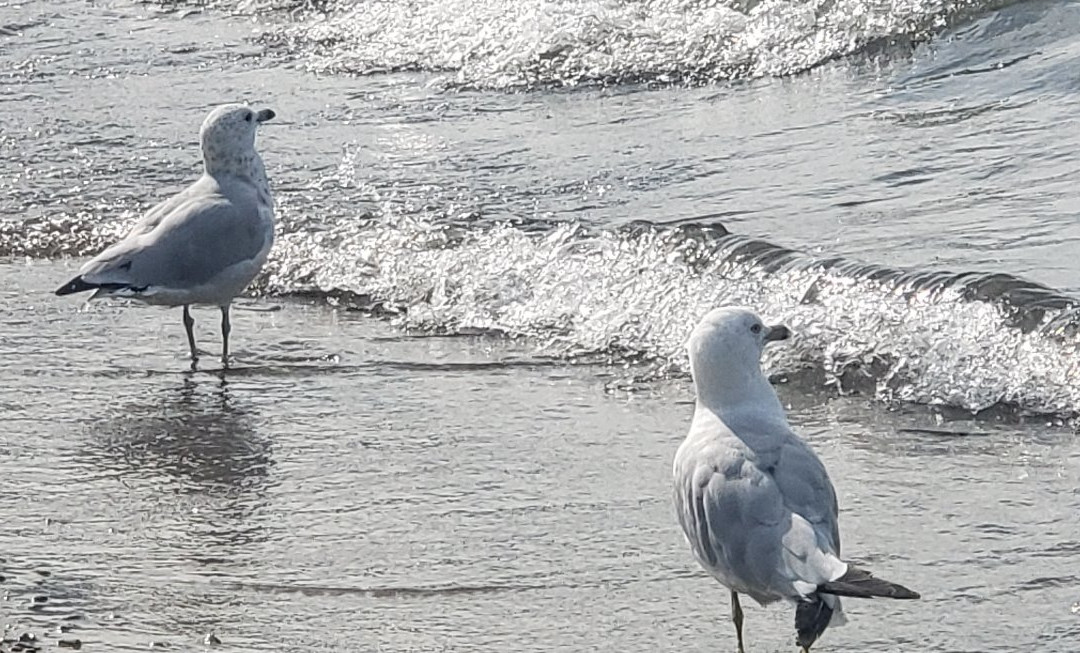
<box><xmin>55</xmin><ymin>103</ymin><xmax>276</xmax><ymax>367</ymax></box>
<box><xmin>672</xmin><ymin>306</ymin><xmax>919</xmax><ymax>652</ymax></box>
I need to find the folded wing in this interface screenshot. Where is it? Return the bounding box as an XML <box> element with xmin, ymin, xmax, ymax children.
<box><xmin>57</xmin><ymin>185</ymin><xmax>270</xmax><ymax>296</ymax></box>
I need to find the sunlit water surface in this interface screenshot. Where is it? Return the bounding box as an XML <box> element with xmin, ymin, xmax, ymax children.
<box><xmin>3</xmin><ymin>0</ymin><xmax>1080</xmax><ymax>650</ymax></box>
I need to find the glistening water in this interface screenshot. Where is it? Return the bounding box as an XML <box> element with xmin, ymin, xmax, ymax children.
<box><xmin>2</xmin><ymin>0</ymin><xmax>1079</xmax><ymax>651</ymax></box>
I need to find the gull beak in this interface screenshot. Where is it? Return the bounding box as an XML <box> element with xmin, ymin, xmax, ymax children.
<box><xmin>764</xmin><ymin>324</ymin><xmax>791</xmax><ymax>342</ymax></box>
<box><xmin>255</xmin><ymin>108</ymin><xmax>276</xmax><ymax>123</ymax></box>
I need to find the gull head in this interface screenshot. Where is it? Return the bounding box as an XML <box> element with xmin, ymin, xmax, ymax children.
<box><xmin>687</xmin><ymin>306</ymin><xmax>790</xmax><ymax>407</ymax></box>
<box><xmin>199</xmin><ymin>103</ymin><xmax>275</xmax><ymax>174</ymax></box>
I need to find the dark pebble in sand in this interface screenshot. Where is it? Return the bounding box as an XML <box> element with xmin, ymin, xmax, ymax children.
<box><xmin>31</xmin><ymin>596</ymin><xmax>48</xmax><ymax>604</ymax></box>
<box><xmin>58</xmin><ymin>640</ymin><xmax>82</xmax><ymax>650</ymax></box>
<box><xmin>34</xmin><ymin>571</ymin><xmax>50</xmax><ymax>577</ymax></box>
<box><xmin>61</xmin><ymin>614</ymin><xmax>83</xmax><ymax>621</ymax></box>
<box><xmin>0</xmin><ymin>575</ymin><xmax>6</xmax><ymax>582</ymax></box>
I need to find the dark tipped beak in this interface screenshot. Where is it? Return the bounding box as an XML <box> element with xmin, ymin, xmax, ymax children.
<box><xmin>55</xmin><ymin>275</ymin><xmax>96</xmax><ymax>296</ymax></box>
<box><xmin>764</xmin><ymin>324</ymin><xmax>791</xmax><ymax>342</ymax></box>
<box><xmin>255</xmin><ymin>108</ymin><xmax>275</xmax><ymax>123</ymax></box>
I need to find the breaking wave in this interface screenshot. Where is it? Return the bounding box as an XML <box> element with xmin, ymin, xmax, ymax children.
<box><xmin>16</xmin><ymin>194</ymin><xmax>1080</xmax><ymax>419</ymax></box>
<box><xmin>249</xmin><ymin>0</ymin><xmax>1019</xmax><ymax>89</ymax></box>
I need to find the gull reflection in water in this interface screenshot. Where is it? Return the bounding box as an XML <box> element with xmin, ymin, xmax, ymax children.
<box><xmin>85</xmin><ymin>376</ymin><xmax>275</xmax><ymax>552</ymax></box>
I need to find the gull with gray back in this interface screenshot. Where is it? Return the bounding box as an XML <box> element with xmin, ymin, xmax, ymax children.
<box><xmin>55</xmin><ymin>103</ymin><xmax>276</xmax><ymax>367</ymax></box>
<box><xmin>672</xmin><ymin>306</ymin><xmax>919</xmax><ymax>652</ymax></box>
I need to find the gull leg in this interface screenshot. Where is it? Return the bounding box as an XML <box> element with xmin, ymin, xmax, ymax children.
<box><xmin>220</xmin><ymin>304</ymin><xmax>231</xmax><ymax>367</ymax></box>
<box><xmin>731</xmin><ymin>590</ymin><xmax>746</xmax><ymax>653</ymax></box>
<box><xmin>182</xmin><ymin>305</ymin><xmax>198</xmax><ymax>364</ymax></box>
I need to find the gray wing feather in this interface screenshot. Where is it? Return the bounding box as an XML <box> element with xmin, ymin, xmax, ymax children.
<box><xmin>674</xmin><ymin>417</ymin><xmax>845</xmax><ymax>601</ymax></box>
<box><xmin>773</xmin><ymin>435</ymin><xmax>842</xmax><ymax>554</ymax></box>
<box><xmin>674</xmin><ymin>427</ymin><xmax>788</xmax><ymax>596</ymax></box>
<box><xmin>128</xmin><ymin>180</ymin><xmax>210</xmax><ymax>237</ymax></box>
<box><xmin>80</xmin><ymin>184</ymin><xmax>269</xmax><ymax>289</ymax></box>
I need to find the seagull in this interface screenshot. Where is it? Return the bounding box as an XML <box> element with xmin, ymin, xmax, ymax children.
<box><xmin>672</xmin><ymin>306</ymin><xmax>919</xmax><ymax>652</ymax></box>
<box><xmin>55</xmin><ymin>103</ymin><xmax>276</xmax><ymax>367</ymax></box>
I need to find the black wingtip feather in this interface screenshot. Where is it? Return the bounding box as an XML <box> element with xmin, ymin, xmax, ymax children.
<box><xmin>795</xmin><ymin>594</ymin><xmax>832</xmax><ymax>650</ymax></box>
<box><xmin>819</xmin><ymin>565</ymin><xmax>920</xmax><ymax>600</ymax></box>
<box><xmin>55</xmin><ymin>276</ymin><xmax>97</xmax><ymax>296</ymax></box>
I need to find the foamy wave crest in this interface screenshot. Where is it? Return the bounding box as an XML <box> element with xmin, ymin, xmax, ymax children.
<box><xmin>255</xmin><ymin>201</ymin><xmax>1080</xmax><ymax>418</ymax></box>
<box><xmin>258</xmin><ymin>0</ymin><xmax>1016</xmax><ymax>88</ymax></box>
<box><xmin>17</xmin><ymin>152</ymin><xmax>1079</xmax><ymax>418</ymax></box>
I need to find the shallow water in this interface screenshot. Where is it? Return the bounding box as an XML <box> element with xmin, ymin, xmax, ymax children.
<box><xmin>6</xmin><ymin>0</ymin><xmax>1080</xmax><ymax>416</ymax></box>
<box><xmin>3</xmin><ymin>0</ymin><xmax>1080</xmax><ymax>650</ymax></box>
<box><xmin>3</xmin><ymin>262</ymin><xmax>1079</xmax><ymax>651</ymax></box>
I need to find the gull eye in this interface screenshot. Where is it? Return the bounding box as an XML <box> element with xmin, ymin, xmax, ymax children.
<box><xmin>244</xmin><ymin>112</ymin><xmax>253</xmax><ymax>122</ymax></box>
<box><xmin>750</xmin><ymin>324</ymin><xmax>762</xmax><ymax>334</ymax></box>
